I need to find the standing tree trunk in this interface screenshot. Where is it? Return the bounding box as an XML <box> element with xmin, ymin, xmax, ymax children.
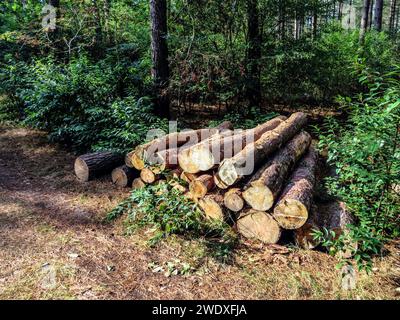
<box><xmin>246</xmin><ymin>0</ymin><xmax>262</xmax><ymax>108</ymax></box>
<box><xmin>369</xmin><ymin>0</ymin><xmax>374</xmax><ymax>29</ymax></box>
<box><xmin>390</xmin><ymin>0</ymin><xmax>398</xmax><ymax>34</ymax></box>
<box><xmin>360</xmin><ymin>0</ymin><xmax>371</xmax><ymax>43</ymax></box>
<box><xmin>150</xmin><ymin>0</ymin><xmax>170</xmax><ymax>119</ymax></box>
<box><xmin>347</xmin><ymin>0</ymin><xmax>353</xmax><ymax>29</ymax></box>
<box><xmin>374</xmin><ymin>0</ymin><xmax>384</xmax><ymax>31</ymax></box>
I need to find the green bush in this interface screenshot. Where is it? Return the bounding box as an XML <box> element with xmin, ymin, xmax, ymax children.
<box><xmin>0</xmin><ymin>54</ymin><xmax>166</xmax><ymax>153</ymax></box>
<box><xmin>316</xmin><ymin>64</ymin><xmax>400</xmax><ymax>271</ymax></box>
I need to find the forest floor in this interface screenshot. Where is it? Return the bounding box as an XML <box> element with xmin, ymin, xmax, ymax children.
<box><xmin>0</xmin><ymin>123</ymin><xmax>399</xmax><ymax>300</ymax></box>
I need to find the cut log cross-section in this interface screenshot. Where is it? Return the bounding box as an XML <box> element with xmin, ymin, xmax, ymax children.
<box><xmin>198</xmin><ymin>194</ymin><xmax>226</xmax><ymax>221</ymax></box>
<box><xmin>236</xmin><ymin>210</ymin><xmax>281</xmax><ymax>244</ymax></box>
<box><xmin>273</xmin><ymin>146</ymin><xmax>319</xmax><ymax>230</ymax></box>
<box><xmin>74</xmin><ymin>152</ymin><xmax>124</xmax><ymax>182</ymax></box>
<box><xmin>189</xmin><ymin>174</ymin><xmax>215</xmax><ymax>199</ymax></box>
<box><xmin>216</xmin><ymin>112</ymin><xmax>308</xmax><ymax>189</ymax></box>
<box><xmin>140</xmin><ymin>167</ymin><xmax>160</xmax><ymax>184</ymax></box>
<box><xmin>179</xmin><ymin>116</ymin><xmax>287</xmax><ymax>174</ymax></box>
<box><xmin>294</xmin><ymin>204</ymin><xmax>321</xmax><ymax>250</ymax></box>
<box><xmin>111</xmin><ymin>165</ymin><xmax>139</xmax><ymax>188</ymax></box>
<box><xmin>132</xmin><ymin>177</ymin><xmax>146</xmax><ymax>190</ymax></box>
<box><xmin>242</xmin><ymin>131</ymin><xmax>311</xmax><ymax>211</ymax></box>
<box><xmin>126</xmin><ymin>121</ymin><xmax>233</xmax><ymax>170</ymax></box>
<box><xmin>223</xmin><ymin>188</ymin><xmax>244</xmax><ymax>212</ymax></box>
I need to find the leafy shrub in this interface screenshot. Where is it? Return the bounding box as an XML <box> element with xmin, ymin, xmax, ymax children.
<box><xmin>107</xmin><ymin>181</ymin><xmax>238</xmax><ymax>262</ymax></box>
<box><xmin>316</xmin><ymin>64</ymin><xmax>400</xmax><ymax>271</ymax></box>
<box><xmin>0</xmin><ymin>54</ymin><xmax>166</xmax><ymax>153</ymax></box>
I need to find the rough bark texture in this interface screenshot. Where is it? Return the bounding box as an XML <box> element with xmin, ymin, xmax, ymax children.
<box><xmin>236</xmin><ymin>210</ymin><xmax>281</xmax><ymax>244</ymax></box>
<box><xmin>132</xmin><ymin>177</ymin><xmax>146</xmax><ymax>190</ymax></box>
<box><xmin>216</xmin><ymin>112</ymin><xmax>308</xmax><ymax>189</ymax></box>
<box><xmin>150</xmin><ymin>0</ymin><xmax>170</xmax><ymax>118</ymax></box>
<box><xmin>179</xmin><ymin>116</ymin><xmax>287</xmax><ymax>174</ymax></box>
<box><xmin>273</xmin><ymin>146</ymin><xmax>318</xmax><ymax>230</ymax></box>
<box><xmin>111</xmin><ymin>165</ymin><xmax>139</xmax><ymax>188</ymax></box>
<box><xmin>199</xmin><ymin>194</ymin><xmax>226</xmax><ymax>221</ymax></box>
<box><xmin>374</xmin><ymin>0</ymin><xmax>384</xmax><ymax>31</ymax></box>
<box><xmin>242</xmin><ymin>131</ymin><xmax>311</xmax><ymax>211</ymax></box>
<box><xmin>223</xmin><ymin>188</ymin><xmax>244</xmax><ymax>212</ymax></box>
<box><xmin>246</xmin><ymin>0</ymin><xmax>262</xmax><ymax>107</ymax></box>
<box><xmin>127</xmin><ymin>121</ymin><xmax>233</xmax><ymax>170</ymax></box>
<box><xmin>74</xmin><ymin>152</ymin><xmax>124</xmax><ymax>182</ymax></box>
<box><xmin>360</xmin><ymin>0</ymin><xmax>371</xmax><ymax>42</ymax></box>
<box><xmin>189</xmin><ymin>174</ymin><xmax>215</xmax><ymax>199</ymax></box>
<box><xmin>294</xmin><ymin>204</ymin><xmax>321</xmax><ymax>249</ymax></box>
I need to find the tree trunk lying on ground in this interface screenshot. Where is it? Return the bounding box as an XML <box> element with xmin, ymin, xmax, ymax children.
<box><xmin>74</xmin><ymin>152</ymin><xmax>124</xmax><ymax>182</ymax></box>
<box><xmin>189</xmin><ymin>174</ymin><xmax>215</xmax><ymax>199</ymax></box>
<box><xmin>180</xmin><ymin>171</ymin><xmax>198</xmax><ymax>184</ymax></box>
<box><xmin>242</xmin><ymin>131</ymin><xmax>311</xmax><ymax>211</ymax></box>
<box><xmin>126</xmin><ymin>121</ymin><xmax>233</xmax><ymax>170</ymax></box>
<box><xmin>236</xmin><ymin>209</ymin><xmax>281</xmax><ymax>244</ymax></box>
<box><xmin>215</xmin><ymin>112</ymin><xmax>308</xmax><ymax>189</ymax></box>
<box><xmin>179</xmin><ymin>116</ymin><xmax>287</xmax><ymax>174</ymax></box>
<box><xmin>140</xmin><ymin>167</ymin><xmax>160</xmax><ymax>184</ymax></box>
<box><xmin>223</xmin><ymin>188</ymin><xmax>244</xmax><ymax>212</ymax></box>
<box><xmin>294</xmin><ymin>204</ymin><xmax>321</xmax><ymax>249</ymax></box>
<box><xmin>111</xmin><ymin>165</ymin><xmax>139</xmax><ymax>188</ymax></box>
<box><xmin>273</xmin><ymin>146</ymin><xmax>318</xmax><ymax>230</ymax></box>
<box><xmin>132</xmin><ymin>177</ymin><xmax>146</xmax><ymax>190</ymax></box>
<box><xmin>198</xmin><ymin>194</ymin><xmax>226</xmax><ymax>221</ymax></box>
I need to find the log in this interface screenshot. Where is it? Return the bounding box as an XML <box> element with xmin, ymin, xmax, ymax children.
<box><xmin>189</xmin><ymin>174</ymin><xmax>215</xmax><ymax>199</ymax></box>
<box><xmin>198</xmin><ymin>194</ymin><xmax>226</xmax><ymax>221</ymax></box>
<box><xmin>215</xmin><ymin>112</ymin><xmax>308</xmax><ymax>189</ymax></box>
<box><xmin>242</xmin><ymin>131</ymin><xmax>311</xmax><ymax>211</ymax></box>
<box><xmin>126</xmin><ymin>121</ymin><xmax>233</xmax><ymax>170</ymax></box>
<box><xmin>294</xmin><ymin>204</ymin><xmax>321</xmax><ymax>250</ymax></box>
<box><xmin>74</xmin><ymin>152</ymin><xmax>124</xmax><ymax>182</ymax></box>
<box><xmin>273</xmin><ymin>146</ymin><xmax>318</xmax><ymax>230</ymax></box>
<box><xmin>223</xmin><ymin>188</ymin><xmax>244</xmax><ymax>212</ymax></box>
<box><xmin>180</xmin><ymin>171</ymin><xmax>198</xmax><ymax>184</ymax></box>
<box><xmin>111</xmin><ymin>165</ymin><xmax>139</xmax><ymax>188</ymax></box>
<box><xmin>178</xmin><ymin>116</ymin><xmax>287</xmax><ymax>174</ymax></box>
<box><xmin>236</xmin><ymin>210</ymin><xmax>281</xmax><ymax>244</ymax></box>
<box><xmin>140</xmin><ymin>168</ymin><xmax>160</xmax><ymax>184</ymax></box>
<box><xmin>132</xmin><ymin>177</ymin><xmax>146</xmax><ymax>190</ymax></box>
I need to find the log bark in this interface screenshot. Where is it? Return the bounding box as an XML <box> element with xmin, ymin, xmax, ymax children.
<box><xmin>126</xmin><ymin>121</ymin><xmax>233</xmax><ymax>170</ymax></box>
<box><xmin>223</xmin><ymin>188</ymin><xmax>244</xmax><ymax>212</ymax></box>
<box><xmin>74</xmin><ymin>152</ymin><xmax>124</xmax><ymax>182</ymax></box>
<box><xmin>236</xmin><ymin>209</ymin><xmax>281</xmax><ymax>244</ymax></box>
<box><xmin>242</xmin><ymin>131</ymin><xmax>311</xmax><ymax>211</ymax></box>
<box><xmin>179</xmin><ymin>116</ymin><xmax>287</xmax><ymax>174</ymax></box>
<box><xmin>360</xmin><ymin>0</ymin><xmax>371</xmax><ymax>43</ymax></box>
<box><xmin>189</xmin><ymin>174</ymin><xmax>215</xmax><ymax>199</ymax></box>
<box><xmin>294</xmin><ymin>204</ymin><xmax>321</xmax><ymax>249</ymax></box>
<box><xmin>216</xmin><ymin>112</ymin><xmax>308</xmax><ymax>189</ymax></box>
<box><xmin>132</xmin><ymin>177</ymin><xmax>146</xmax><ymax>190</ymax></box>
<box><xmin>111</xmin><ymin>165</ymin><xmax>139</xmax><ymax>188</ymax></box>
<box><xmin>374</xmin><ymin>0</ymin><xmax>384</xmax><ymax>31</ymax></box>
<box><xmin>198</xmin><ymin>194</ymin><xmax>226</xmax><ymax>221</ymax></box>
<box><xmin>140</xmin><ymin>168</ymin><xmax>160</xmax><ymax>184</ymax></box>
<box><xmin>273</xmin><ymin>146</ymin><xmax>318</xmax><ymax>230</ymax></box>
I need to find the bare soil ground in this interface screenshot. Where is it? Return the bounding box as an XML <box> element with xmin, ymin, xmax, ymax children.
<box><xmin>0</xmin><ymin>124</ymin><xmax>399</xmax><ymax>300</ymax></box>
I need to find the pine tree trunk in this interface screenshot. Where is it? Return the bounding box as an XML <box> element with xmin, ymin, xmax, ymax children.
<box><xmin>273</xmin><ymin>146</ymin><xmax>318</xmax><ymax>230</ymax></box>
<box><xmin>216</xmin><ymin>112</ymin><xmax>307</xmax><ymax>189</ymax></box>
<box><xmin>150</xmin><ymin>0</ymin><xmax>170</xmax><ymax>118</ymax></box>
<box><xmin>360</xmin><ymin>0</ymin><xmax>371</xmax><ymax>43</ymax></box>
<box><xmin>178</xmin><ymin>116</ymin><xmax>286</xmax><ymax>174</ymax></box>
<box><xmin>242</xmin><ymin>131</ymin><xmax>312</xmax><ymax>211</ymax></box>
<box><xmin>74</xmin><ymin>152</ymin><xmax>124</xmax><ymax>182</ymax></box>
<box><xmin>374</xmin><ymin>0</ymin><xmax>384</xmax><ymax>31</ymax></box>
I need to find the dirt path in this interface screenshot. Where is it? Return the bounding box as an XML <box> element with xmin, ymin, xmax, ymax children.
<box><xmin>0</xmin><ymin>124</ymin><xmax>399</xmax><ymax>300</ymax></box>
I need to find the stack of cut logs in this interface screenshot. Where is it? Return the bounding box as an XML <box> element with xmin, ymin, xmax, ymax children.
<box><xmin>74</xmin><ymin>112</ymin><xmax>353</xmax><ymax>249</ymax></box>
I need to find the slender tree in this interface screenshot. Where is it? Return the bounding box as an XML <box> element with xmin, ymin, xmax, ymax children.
<box><xmin>369</xmin><ymin>0</ymin><xmax>374</xmax><ymax>29</ymax></box>
<box><xmin>150</xmin><ymin>0</ymin><xmax>170</xmax><ymax>119</ymax></box>
<box><xmin>389</xmin><ymin>0</ymin><xmax>397</xmax><ymax>34</ymax></box>
<box><xmin>360</xmin><ymin>0</ymin><xmax>371</xmax><ymax>43</ymax></box>
<box><xmin>246</xmin><ymin>0</ymin><xmax>261</xmax><ymax>108</ymax></box>
<box><xmin>374</xmin><ymin>0</ymin><xmax>384</xmax><ymax>31</ymax></box>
